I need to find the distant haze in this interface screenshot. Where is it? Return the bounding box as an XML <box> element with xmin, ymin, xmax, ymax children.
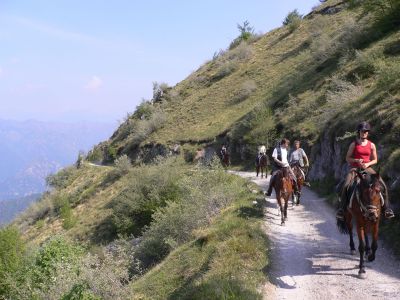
<box><xmin>0</xmin><ymin>118</ymin><xmax>115</xmax><ymax>200</ymax></box>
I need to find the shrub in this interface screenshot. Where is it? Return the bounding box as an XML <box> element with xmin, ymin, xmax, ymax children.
<box><xmin>133</xmin><ymin>100</ymin><xmax>154</xmax><ymax>120</ymax></box>
<box><xmin>114</xmin><ymin>154</ymin><xmax>132</xmax><ymax>175</ymax></box>
<box><xmin>229</xmin><ymin>20</ymin><xmax>255</xmax><ymax>49</ymax></box>
<box><xmin>135</xmin><ymin>164</ymin><xmax>247</xmax><ymax>268</ymax></box>
<box><xmin>376</xmin><ymin>59</ymin><xmax>400</xmax><ymax>88</ymax></box>
<box><xmin>231</xmin><ymin>80</ymin><xmax>257</xmax><ymax>103</ymax></box>
<box><xmin>152</xmin><ymin>82</ymin><xmax>169</xmax><ymax>103</ymax></box>
<box><xmin>0</xmin><ymin>226</ymin><xmax>26</xmax><ymax>297</ymax></box>
<box><xmin>283</xmin><ymin>9</ymin><xmax>302</xmax><ymax>32</ymax></box>
<box><xmin>110</xmin><ymin>158</ymin><xmax>182</xmax><ymax>237</ymax></box>
<box><xmin>60</xmin><ymin>200</ymin><xmax>77</xmax><ymax>230</ymax></box>
<box><xmin>46</xmin><ymin>167</ymin><xmax>79</xmax><ymax>189</ymax></box>
<box><xmin>15</xmin><ymin>194</ymin><xmax>55</xmax><ymax>228</ymax></box>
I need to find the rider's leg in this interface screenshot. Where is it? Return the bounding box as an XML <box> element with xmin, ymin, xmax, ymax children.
<box><xmin>336</xmin><ymin>170</ymin><xmax>356</xmax><ymax>219</ymax></box>
<box><xmin>266</xmin><ymin>171</ymin><xmax>277</xmax><ymax>196</ymax></box>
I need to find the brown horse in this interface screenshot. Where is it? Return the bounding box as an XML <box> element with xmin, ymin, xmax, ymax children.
<box><xmin>221</xmin><ymin>151</ymin><xmax>230</xmax><ymax>168</ymax></box>
<box><xmin>256</xmin><ymin>154</ymin><xmax>268</xmax><ymax>178</ymax></box>
<box><xmin>290</xmin><ymin>162</ymin><xmax>305</xmax><ymax>205</ymax></box>
<box><xmin>337</xmin><ymin>171</ymin><xmax>384</xmax><ymax>279</ymax></box>
<box><xmin>272</xmin><ymin>167</ymin><xmax>294</xmax><ymax>225</ymax></box>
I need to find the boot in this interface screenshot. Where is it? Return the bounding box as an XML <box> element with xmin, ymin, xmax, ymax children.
<box><xmin>384</xmin><ymin>208</ymin><xmax>395</xmax><ymax>219</ymax></box>
<box><xmin>265</xmin><ymin>175</ymin><xmax>275</xmax><ymax>196</ymax></box>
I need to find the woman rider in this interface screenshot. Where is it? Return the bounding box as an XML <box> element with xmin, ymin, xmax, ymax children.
<box><xmin>336</xmin><ymin>122</ymin><xmax>394</xmax><ymax>220</ymax></box>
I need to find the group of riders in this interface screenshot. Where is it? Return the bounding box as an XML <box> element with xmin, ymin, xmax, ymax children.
<box><xmin>220</xmin><ymin>121</ymin><xmax>395</xmax><ymax>220</ymax></box>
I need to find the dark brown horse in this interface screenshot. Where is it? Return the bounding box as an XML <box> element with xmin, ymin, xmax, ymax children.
<box><xmin>337</xmin><ymin>171</ymin><xmax>384</xmax><ymax>279</ymax></box>
<box><xmin>272</xmin><ymin>167</ymin><xmax>294</xmax><ymax>225</ymax></box>
<box><xmin>290</xmin><ymin>162</ymin><xmax>305</xmax><ymax>205</ymax></box>
<box><xmin>256</xmin><ymin>154</ymin><xmax>268</xmax><ymax>178</ymax></box>
<box><xmin>221</xmin><ymin>150</ymin><xmax>230</xmax><ymax>168</ymax></box>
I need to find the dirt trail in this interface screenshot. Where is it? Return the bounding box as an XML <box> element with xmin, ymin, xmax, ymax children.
<box><xmin>233</xmin><ymin>171</ymin><xmax>400</xmax><ymax>300</ymax></box>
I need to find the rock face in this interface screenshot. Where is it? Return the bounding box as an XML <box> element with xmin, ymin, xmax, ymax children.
<box><xmin>308</xmin><ymin>132</ymin><xmax>348</xmax><ymax>181</ymax></box>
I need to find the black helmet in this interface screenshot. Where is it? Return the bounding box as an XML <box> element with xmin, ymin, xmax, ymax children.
<box><xmin>357</xmin><ymin>121</ymin><xmax>371</xmax><ymax>132</ymax></box>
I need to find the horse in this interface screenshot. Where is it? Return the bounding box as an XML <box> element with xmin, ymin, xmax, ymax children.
<box><xmin>221</xmin><ymin>150</ymin><xmax>230</xmax><ymax>168</ymax></box>
<box><xmin>290</xmin><ymin>161</ymin><xmax>305</xmax><ymax>205</ymax></box>
<box><xmin>256</xmin><ymin>154</ymin><xmax>268</xmax><ymax>178</ymax></box>
<box><xmin>272</xmin><ymin>167</ymin><xmax>294</xmax><ymax>225</ymax></box>
<box><xmin>336</xmin><ymin>171</ymin><xmax>384</xmax><ymax>279</ymax></box>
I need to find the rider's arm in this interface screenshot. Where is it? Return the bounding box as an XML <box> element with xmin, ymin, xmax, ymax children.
<box><xmin>346</xmin><ymin>142</ymin><xmax>360</xmax><ymax>165</ymax></box>
<box><xmin>301</xmin><ymin>149</ymin><xmax>309</xmax><ymax>166</ymax></box>
<box><xmin>364</xmin><ymin>142</ymin><xmax>377</xmax><ymax>168</ymax></box>
<box><xmin>272</xmin><ymin>148</ymin><xmax>283</xmax><ymax>166</ymax></box>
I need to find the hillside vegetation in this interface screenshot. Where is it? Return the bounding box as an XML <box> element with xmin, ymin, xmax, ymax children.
<box><xmin>2</xmin><ymin>0</ymin><xmax>400</xmax><ymax>299</ymax></box>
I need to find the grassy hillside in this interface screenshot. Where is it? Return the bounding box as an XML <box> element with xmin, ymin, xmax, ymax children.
<box><xmin>2</xmin><ymin>0</ymin><xmax>400</xmax><ymax>299</ymax></box>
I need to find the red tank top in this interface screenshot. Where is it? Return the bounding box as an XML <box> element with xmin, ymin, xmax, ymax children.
<box><xmin>351</xmin><ymin>140</ymin><xmax>372</xmax><ymax>167</ymax></box>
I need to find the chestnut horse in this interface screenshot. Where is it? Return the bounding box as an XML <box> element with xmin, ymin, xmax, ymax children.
<box><xmin>272</xmin><ymin>167</ymin><xmax>294</xmax><ymax>225</ymax></box>
<box><xmin>256</xmin><ymin>154</ymin><xmax>268</xmax><ymax>178</ymax></box>
<box><xmin>290</xmin><ymin>162</ymin><xmax>305</xmax><ymax>205</ymax></box>
<box><xmin>337</xmin><ymin>171</ymin><xmax>384</xmax><ymax>279</ymax></box>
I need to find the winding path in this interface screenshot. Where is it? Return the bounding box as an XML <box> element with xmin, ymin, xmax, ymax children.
<box><xmin>233</xmin><ymin>171</ymin><xmax>400</xmax><ymax>300</ymax></box>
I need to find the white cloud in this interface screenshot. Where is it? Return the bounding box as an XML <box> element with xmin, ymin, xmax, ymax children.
<box><xmin>85</xmin><ymin>76</ymin><xmax>103</xmax><ymax>91</ymax></box>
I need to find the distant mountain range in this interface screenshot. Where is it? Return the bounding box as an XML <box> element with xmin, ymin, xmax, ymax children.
<box><xmin>0</xmin><ymin>119</ymin><xmax>115</xmax><ymax>224</ymax></box>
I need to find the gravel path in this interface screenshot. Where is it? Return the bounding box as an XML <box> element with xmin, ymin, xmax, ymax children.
<box><xmin>233</xmin><ymin>171</ymin><xmax>400</xmax><ymax>300</ymax></box>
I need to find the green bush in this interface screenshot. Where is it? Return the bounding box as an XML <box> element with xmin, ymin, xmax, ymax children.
<box><xmin>0</xmin><ymin>226</ymin><xmax>26</xmax><ymax>297</ymax></box>
<box><xmin>229</xmin><ymin>20</ymin><xmax>255</xmax><ymax>49</ymax></box>
<box><xmin>283</xmin><ymin>9</ymin><xmax>302</xmax><ymax>32</ymax></box>
<box><xmin>46</xmin><ymin>166</ymin><xmax>79</xmax><ymax>189</ymax></box>
<box><xmin>135</xmin><ymin>163</ymin><xmax>248</xmax><ymax>268</ymax></box>
<box><xmin>110</xmin><ymin>158</ymin><xmax>183</xmax><ymax>237</ymax></box>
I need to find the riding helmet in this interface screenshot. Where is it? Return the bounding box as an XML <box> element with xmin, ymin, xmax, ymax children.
<box><xmin>357</xmin><ymin>121</ymin><xmax>371</xmax><ymax>132</ymax></box>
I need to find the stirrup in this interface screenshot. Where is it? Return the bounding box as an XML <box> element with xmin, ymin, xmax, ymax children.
<box><xmin>385</xmin><ymin>209</ymin><xmax>395</xmax><ymax>219</ymax></box>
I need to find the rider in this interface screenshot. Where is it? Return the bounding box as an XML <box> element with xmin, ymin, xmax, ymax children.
<box><xmin>220</xmin><ymin>145</ymin><xmax>227</xmax><ymax>158</ymax></box>
<box><xmin>336</xmin><ymin>121</ymin><xmax>395</xmax><ymax>220</ymax></box>
<box><xmin>289</xmin><ymin>140</ymin><xmax>311</xmax><ymax>187</ymax></box>
<box><xmin>266</xmin><ymin>138</ymin><xmax>300</xmax><ymax>197</ymax></box>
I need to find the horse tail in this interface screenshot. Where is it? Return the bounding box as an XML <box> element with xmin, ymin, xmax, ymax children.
<box><xmin>336</xmin><ymin>216</ymin><xmax>350</xmax><ymax>235</ymax></box>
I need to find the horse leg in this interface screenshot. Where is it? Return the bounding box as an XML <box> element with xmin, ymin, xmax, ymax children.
<box><xmin>284</xmin><ymin>198</ymin><xmax>288</xmax><ymax>220</ymax></box>
<box><xmin>346</xmin><ymin>212</ymin><xmax>356</xmax><ymax>255</ymax></box>
<box><xmin>256</xmin><ymin>166</ymin><xmax>259</xmax><ymax>177</ymax></box>
<box><xmin>365</xmin><ymin>233</ymin><xmax>371</xmax><ymax>258</ymax></box>
<box><xmin>279</xmin><ymin>196</ymin><xmax>285</xmax><ymax>225</ymax></box>
<box><xmin>356</xmin><ymin>224</ymin><xmax>367</xmax><ymax>279</ymax></box>
<box><xmin>368</xmin><ymin>223</ymin><xmax>378</xmax><ymax>262</ymax></box>
<box><xmin>297</xmin><ymin>185</ymin><xmax>302</xmax><ymax>205</ymax></box>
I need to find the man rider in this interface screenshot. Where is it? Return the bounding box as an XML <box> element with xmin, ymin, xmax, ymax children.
<box><xmin>266</xmin><ymin>138</ymin><xmax>300</xmax><ymax>197</ymax></box>
<box><xmin>289</xmin><ymin>140</ymin><xmax>311</xmax><ymax>187</ymax></box>
<box><xmin>336</xmin><ymin>122</ymin><xmax>394</xmax><ymax>220</ymax></box>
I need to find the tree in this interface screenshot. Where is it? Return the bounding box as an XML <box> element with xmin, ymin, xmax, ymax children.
<box><xmin>283</xmin><ymin>9</ymin><xmax>303</xmax><ymax>32</ymax></box>
<box><xmin>229</xmin><ymin>20</ymin><xmax>255</xmax><ymax>49</ymax></box>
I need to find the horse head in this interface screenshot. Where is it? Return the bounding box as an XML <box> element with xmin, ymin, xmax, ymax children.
<box><xmin>357</xmin><ymin>171</ymin><xmax>383</xmax><ymax>222</ymax></box>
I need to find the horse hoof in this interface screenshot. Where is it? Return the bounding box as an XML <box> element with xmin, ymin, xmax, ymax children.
<box><xmin>368</xmin><ymin>255</ymin><xmax>375</xmax><ymax>262</ymax></box>
<box><xmin>284</xmin><ymin>216</ymin><xmax>288</xmax><ymax>220</ymax></box>
<box><xmin>358</xmin><ymin>271</ymin><xmax>367</xmax><ymax>279</ymax></box>
<box><xmin>351</xmin><ymin>250</ymin><xmax>356</xmax><ymax>255</ymax></box>
<box><xmin>281</xmin><ymin>222</ymin><xmax>285</xmax><ymax>226</ymax></box>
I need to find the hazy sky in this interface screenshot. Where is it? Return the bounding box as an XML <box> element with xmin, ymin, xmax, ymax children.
<box><xmin>0</xmin><ymin>0</ymin><xmax>318</xmax><ymax>123</ymax></box>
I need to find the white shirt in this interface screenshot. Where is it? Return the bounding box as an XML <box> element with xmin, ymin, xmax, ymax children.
<box><xmin>272</xmin><ymin>147</ymin><xmax>288</xmax><ymax>164</ymax></box>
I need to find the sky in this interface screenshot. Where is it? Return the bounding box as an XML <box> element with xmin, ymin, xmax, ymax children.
<box><xmin>0</xmin><ymin>0</ymin><xmax>318</xmax><ymax>123</ymax></box>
